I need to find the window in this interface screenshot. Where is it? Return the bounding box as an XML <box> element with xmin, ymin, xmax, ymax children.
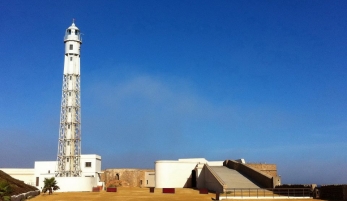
<box><xmin>69</xmin><ymin>108</ymin><xmax>71</xmax><ymax>112</ymax></box>
<box><xmin>85</xmin><ymin>162</ymin><xmax>91</xmax><ymax>167</ymax></box>
<box><xmin>70</xmin><ymin>76</ymin><xmax>72</xmax><ymax>80</ymax></box>
<box><xmin>68</xmin><ymin>124</ymin><xmax>70</xmax><ymax>129</ymax></box>
<box><xmin>70</xmin><ymin>44</ymin><xmax>73</xmax><ymax>50</ymax></box>
<box><xmin>67</xmin><ymin>158</ymin><xmax>69</xmax><ymax>162</ymax></box>
<box><xmin>69</xmin><ymin>92</ymin><xmax>71</xmax><ymax>96</ymax></box>
<box><xmin>68</xmin><ymin>29</ymin><xmax>71</xmax><ymax>35</ymax></box>
<box><xmin>70</xmin><ymin>57</ymin><xmax>72</xmax><ymax>61</ymax></box>
<box><xmin>75</xmin><ymin>30</ymin><xmax>79</xmax><ymax>35</ymax></box>
<box><xmin>36</xmin><ymin>177</ymin><xmax>39</xmax><ymax>186</ymax></box>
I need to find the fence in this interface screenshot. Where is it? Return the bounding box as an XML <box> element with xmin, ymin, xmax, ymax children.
<box><xmin>220</xmin><ymin>188</ymin><xmax>312</xmax><ymax>199</ymax></box>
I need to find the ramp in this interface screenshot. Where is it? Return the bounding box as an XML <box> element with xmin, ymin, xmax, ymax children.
<box><xmin>210</xmin><ymin>166</ymin><xmax>260</xmax><ymax>188</ymax></box>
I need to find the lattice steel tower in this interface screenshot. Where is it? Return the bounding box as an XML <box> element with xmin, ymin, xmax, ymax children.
<box><xmin>56</xmin><ymin>21</ymin><xmax>82</xmax><ymax>177</ymax></box>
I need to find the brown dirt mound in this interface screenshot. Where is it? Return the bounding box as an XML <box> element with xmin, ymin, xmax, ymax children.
<box><xmin>0</xmin><ymin>170</ymin><xmax>38</xmax><ymax>196</ymax></box>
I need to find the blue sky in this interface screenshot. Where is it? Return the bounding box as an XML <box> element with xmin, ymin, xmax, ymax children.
<box><xmin>1</xmin><ymin>0</ymin><xmax>347</xmax><ymax>184</ymax></box>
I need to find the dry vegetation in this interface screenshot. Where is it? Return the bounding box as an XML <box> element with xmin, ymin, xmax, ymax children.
<box><xmin>0</xmin><ymin>170</ymin><xmax>37</xmax><ymax>196</ymax></box>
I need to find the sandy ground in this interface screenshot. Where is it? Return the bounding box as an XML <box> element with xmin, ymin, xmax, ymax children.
<box><xmin>31</xmin><ymin>187</ymin><xmax>214</xmax><ymax>201</ymax></box>
<box><xmin>30</xmin><ymin>187</ymin><xmax>321</xmax><ymax>201</ymax></box>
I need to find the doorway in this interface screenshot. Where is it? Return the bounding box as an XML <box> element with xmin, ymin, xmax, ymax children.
<box><xmin>191</xmin><ymin>170</ymin><xmax>196</xmax><ymax>188</ymax></box>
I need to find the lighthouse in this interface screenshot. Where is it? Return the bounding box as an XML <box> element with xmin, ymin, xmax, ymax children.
<box><xmin>0</xmin><ymin>21</ymin><xmax>102</xmax><ymax>192</ymax></box>
<box><xmin>56</xmin><ymin>21</ymin><xmax>82</xmax><ymax>177</ymax></box>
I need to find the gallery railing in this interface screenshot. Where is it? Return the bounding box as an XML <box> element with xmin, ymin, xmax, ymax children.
<box><xmin>220</xmin><ymin>188</ymin><xmax>312</xmax><ymax>199</ymax></box>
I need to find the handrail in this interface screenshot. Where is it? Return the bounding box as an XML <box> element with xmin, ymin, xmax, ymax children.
<box><xmin>221</xmin><ymin>188</ymin><xmax>312</xmax><ymax>198</ymax></box>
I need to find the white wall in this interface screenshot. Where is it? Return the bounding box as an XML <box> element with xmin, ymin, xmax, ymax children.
<box><xmin>34</xmin><ymin>154</ymin><xmax>102</xmax><ymax>191</ymax></box>
<box><xmin>80</xmin><ymin>154</ymin><xmax>102</xmax><ymax>187</ymax></box>
<box><xmin>155</xmin><ymin>158</ymin><xmax>224</xmax><ymax>189</ymax></box>
<box><xmin>144</xmin><ymin>172</ymin><xmax>155</xmax><ymax>187</ymax></box>
<box><xmin>55</xmin><ymin>177</ymin><xmax>96</xmax><ymax>192</ymax></box>
<box><xmin>0</xmin><ymin>168</ymin><xmax>35</xmax><ymax>186</ymax></box>
<box><xmin>34</xmin><ymin>161</ymin><xmax>57</xmax><ymax>189</ymax></box>
<box><xmin>34</xmin><ymin>161</ymin><xmax>56</xmax><ymax>176</ymax></box>
<box><xmin>178</xmin><ymin>158</ymin><xmax>208</xmax><ymax>163</ymax></box>
<box><xmin>155</xmin><ymin>160</ymin><xmax>198</xmax><ymax>188</ymax></box>
<box><xmin>207</xmin><ymin>161</ymin><xmax>224</xmax><ymax>166</ymax></box>
<box><xmin>80</xmin><ymin>155</ymin><xmax>101</xmax><ymax>176</ymax></box>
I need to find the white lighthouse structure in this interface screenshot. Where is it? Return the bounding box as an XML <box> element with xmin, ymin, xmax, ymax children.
<box><xmin>0</xmin><ymin>21</ymin><xmax>103</xmax><ymax>192</ymax></box>
<box><xmin>56</xmin><ymin>21</ymin><xmax>82</xmax><ymax>177</ymax></box>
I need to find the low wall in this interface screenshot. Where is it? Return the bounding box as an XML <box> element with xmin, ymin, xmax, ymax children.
<box><xmin>55</xmin><ymin>177</ymin><xmax>96</xmax><ymax>192</ymax></box>
<box><xmin>224</xmin><ymin>160</ymin><xmax>274</xmax><ymax>188</ymax></box>
<box><xmin>10</xmin><ymin>190</ymin><xmax>40</xmax><ymax>201</ymax></box>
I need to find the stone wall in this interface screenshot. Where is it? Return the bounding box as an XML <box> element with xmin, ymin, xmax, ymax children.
<box><xmin>10</xmin><ymin>190</ymin><xmax>40</xmax><ymax>201</ymax></box>
<box><xmin>104</xmin><ymin>169</ymin><xmax>154</xmax><ymax>188</ymax></box>
<box><xmin>245</xmin><ymin>163</ymin><xmax>278</xmax><ymax>177</ymax></box>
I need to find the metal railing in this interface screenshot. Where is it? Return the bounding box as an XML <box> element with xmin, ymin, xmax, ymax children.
<box><xmin>220</xmin><ymin>188</ymin><xmax>312</xmax><ymax>199</ymax></box>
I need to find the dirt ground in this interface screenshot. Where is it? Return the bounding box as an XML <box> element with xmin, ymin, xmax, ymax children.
<box><xmin>31</xmin><ymin>187</ymin><xmax>213</xmax><ymax>201</ymax></box>
<box><xmin>30</xmin><ymin>187</ymin><xmax>320</xmax><ymax>201</ymax></box>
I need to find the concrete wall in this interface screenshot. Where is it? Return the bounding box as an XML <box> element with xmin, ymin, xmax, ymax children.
<box><xmin>155</xmin><ymin>158</ymin><xmax>226</xmax><ymax>189</ymax></box>
<box><xmin>178</xmin><ymin>158</ymin><xmax>208</xmax><ymax>163</ymax></box>
<box><xmin>197</xmin><ymin>164</ymin><xmax>225</xmax><ymax>193</ymax></box>
<box><xmin>155</xmin><ymin>160</ymin><xmax>198</xmax><ymax>188</ymax></box>
<box><xmin>55</xmin><ymin>177</ymin><xmax>96</xmax><ymax>192</ymax></box>
<box><xmin>145</xmin><ymin>172</ymin><xmax>155</xmax><ymax>187</ymax></box>
<box><xmin>0</xmin><ymin>168</ymin><xmax>35</xmax><ymax>186</ymax></box>
<box><xmin>80</xmin><ymin>155</ymin><xmax>102</xmax><ymax>177</ymax></box>
<box><xmin>34</xmin><ymin>161</ymin><xmax>56</xmax><ymax>189</ymax></box>
<box><xmin>224</xmin><ymin>160</ymin><xmax>276</xmax><ymax>188</ymax></box>
<box><xmin>207</xmin><ymin>161</ymin><xmax>224</xmax><ymax>166</ymax></box>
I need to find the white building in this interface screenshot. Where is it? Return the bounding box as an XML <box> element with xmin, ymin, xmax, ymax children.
<box><xmin>1</xmin><ymin>154</ymin><xmax>103</xmax><ymax>192</ymax></box>
<box><xmin>35</xmin><ymin>155</ymin><xmax>102</xmax><ymax>191</ymax></box>
<box><xmin>155</xmin><ymin>158</ymin><xmax>224</xmax><ymax>189</ymax></box>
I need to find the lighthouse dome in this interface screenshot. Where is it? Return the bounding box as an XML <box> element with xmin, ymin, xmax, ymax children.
<box><xmin>64</xmin><ymin>22</ymin><xmax>82</xmax><ymax>42</ymax></box>
<box><xmin>68</xmin><ymin>22</ymin><xmax>79</xmax><ymax>31</ymax></box>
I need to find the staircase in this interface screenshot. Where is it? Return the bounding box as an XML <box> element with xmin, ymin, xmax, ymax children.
<box><xmin>210</xmin><ymin>166</ymin><xmax>260</xmax><ymax>188</ymax></box>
